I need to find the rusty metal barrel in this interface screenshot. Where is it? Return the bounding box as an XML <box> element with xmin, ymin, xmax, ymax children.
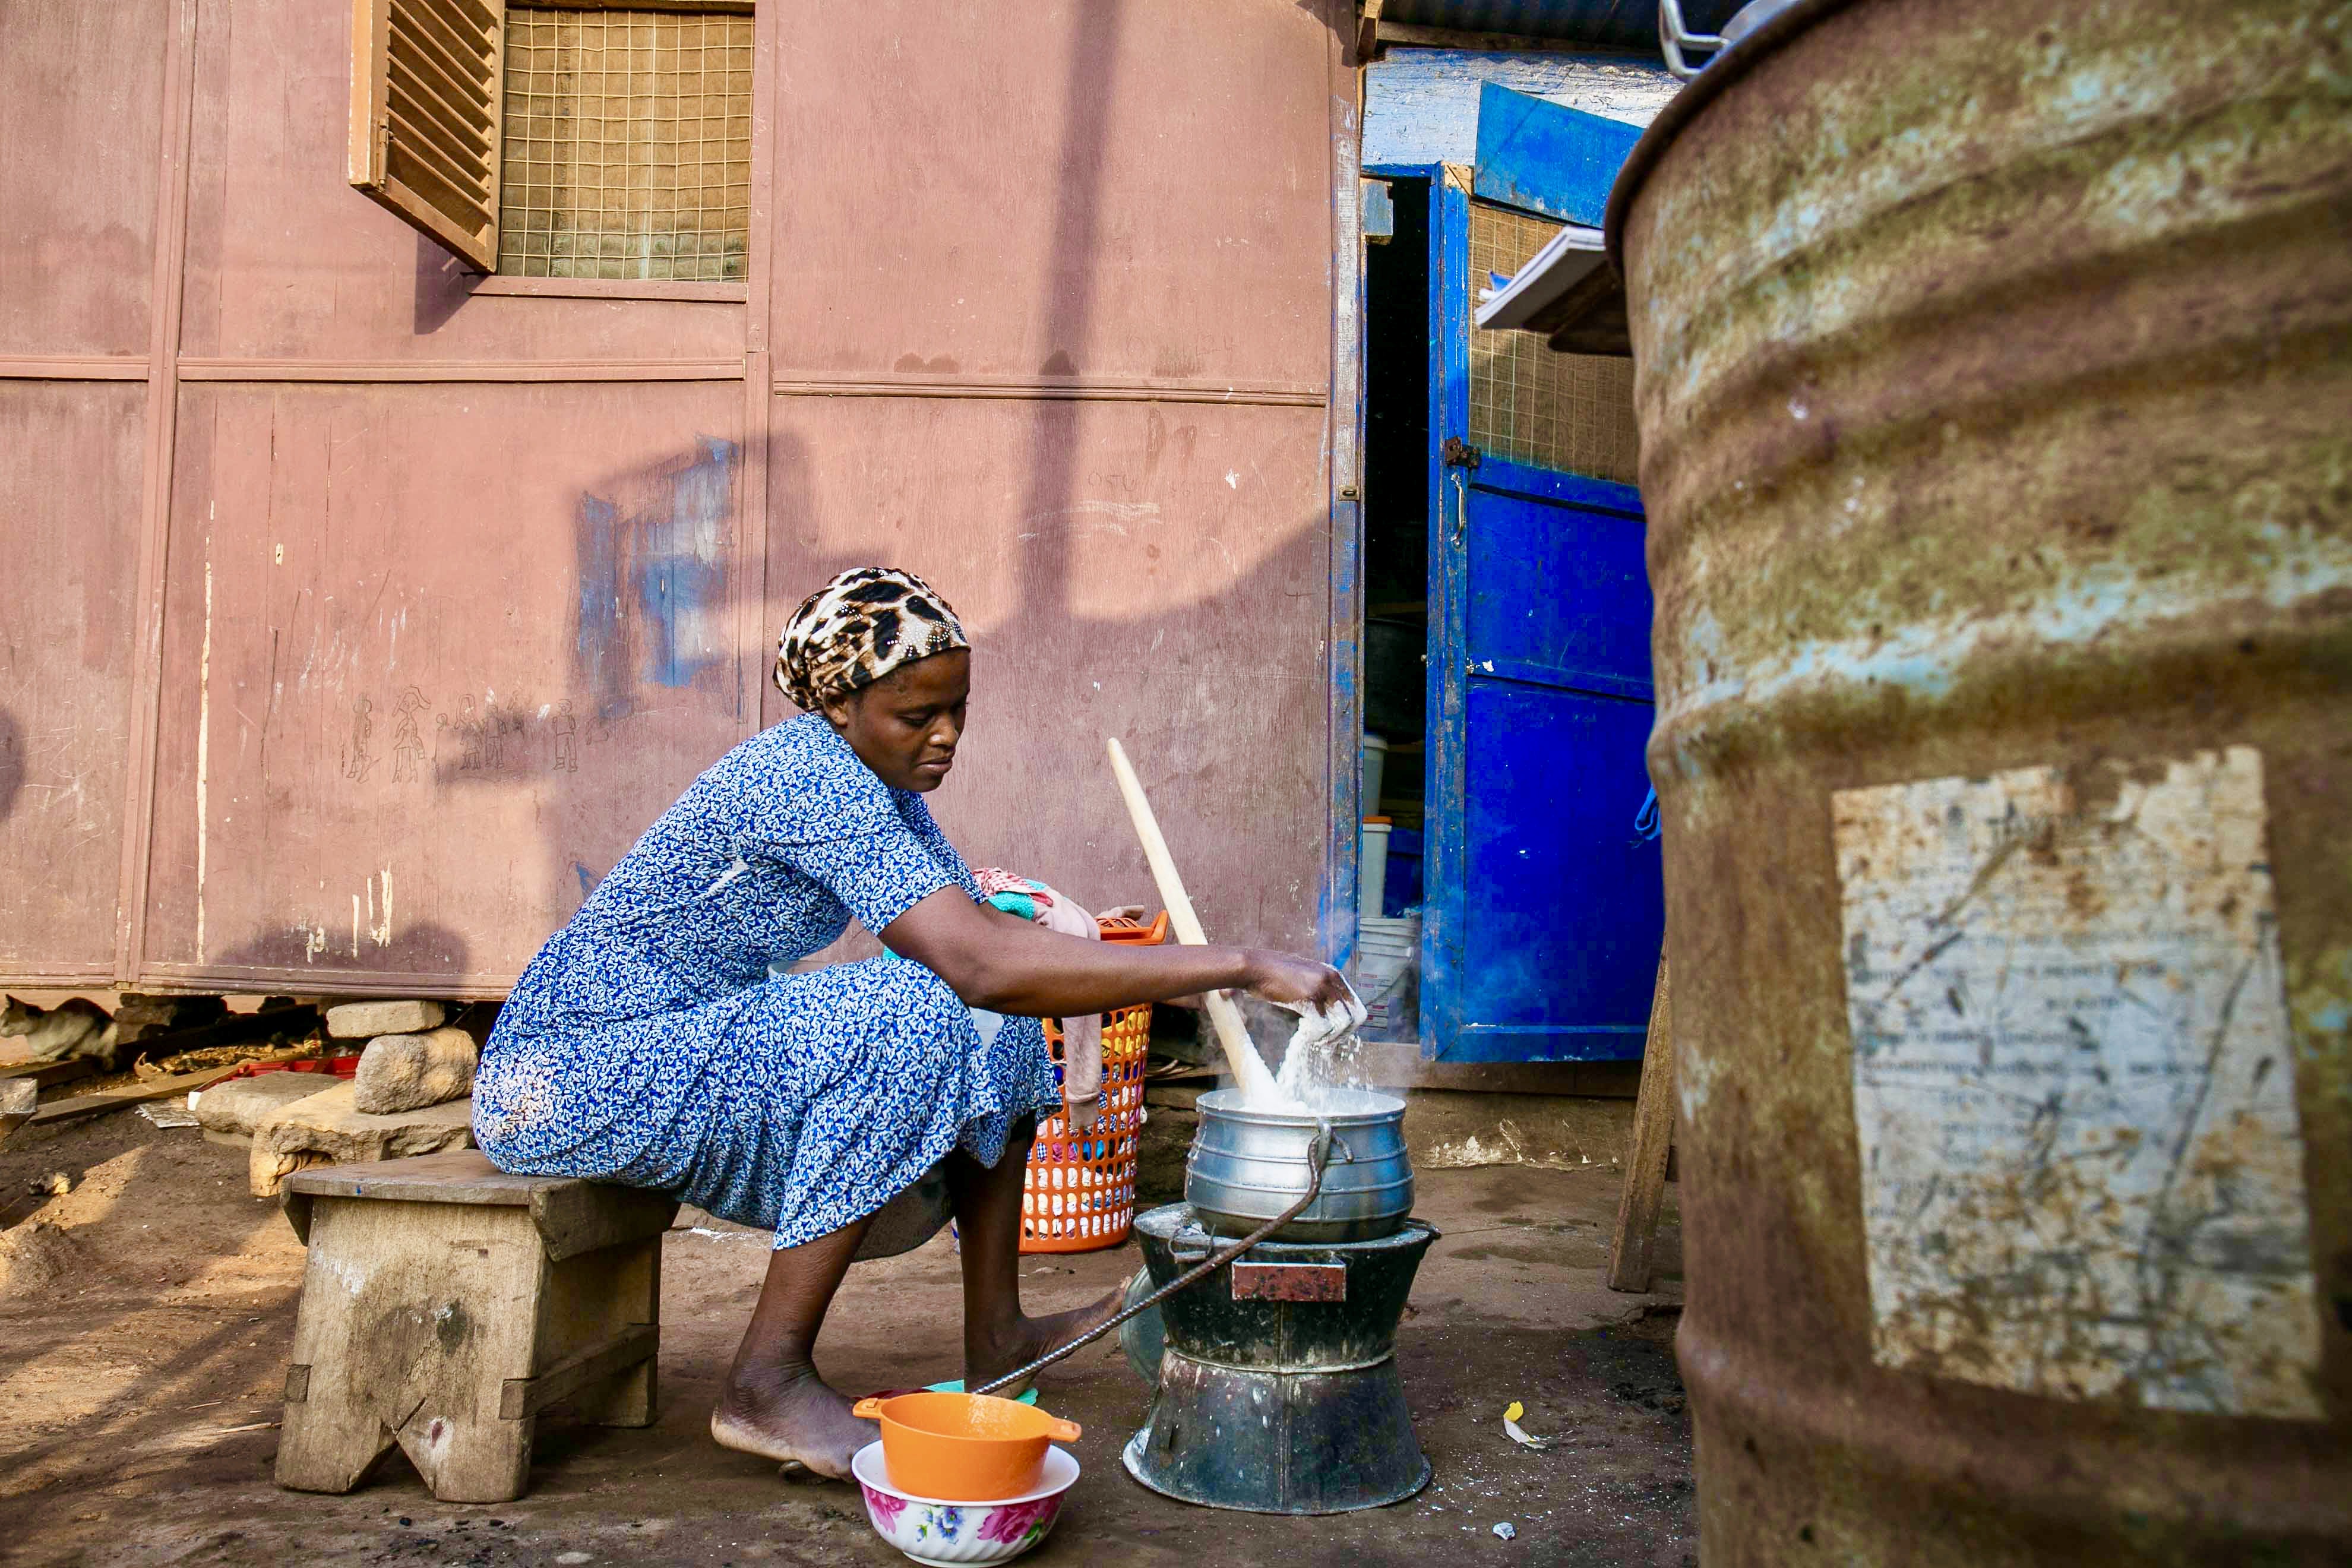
<box><xmin>1608</xmin><ymin>1</ymin><xmax>2351</xmax><ymax>1561</ymax></box>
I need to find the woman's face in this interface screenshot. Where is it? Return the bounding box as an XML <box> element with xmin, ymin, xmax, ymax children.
<box><xmin>823</xmin><ymin>649</ymin><xmax>970</xmax><ymax>792</ymax></box>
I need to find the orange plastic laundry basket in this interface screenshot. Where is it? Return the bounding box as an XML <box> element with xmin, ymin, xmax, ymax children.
<box><xmin>1020</xmin><ymin>911</ymin><xmax>1165</xmax><ymax>1254</ymax></box>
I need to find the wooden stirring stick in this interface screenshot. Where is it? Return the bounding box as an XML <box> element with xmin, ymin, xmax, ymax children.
<box><xmin>1104</xmin><ymin>736</ymin><xmax>1283</xmax><ymax>1105</ymax></box>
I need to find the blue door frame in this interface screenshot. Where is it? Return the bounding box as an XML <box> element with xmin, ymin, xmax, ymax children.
<box><xmin>1409</xmin><ymin>169</ymin><xmax>1664</xmax><ymax>1061</ymax></box>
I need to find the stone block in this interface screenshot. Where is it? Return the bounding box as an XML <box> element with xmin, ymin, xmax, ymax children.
<box><xmin>1</xmin><ymin>1076</ymin><xmax>35</xmax><ymax>1136</ymax></box>
<box><xmin>324</xmin><ymin>999</ymin><xmax>445</xmax><ymax>1039</ymax></box>
<box><xmin>191</xmin><ymin>1071</ymin><xmax>337</xmax><ymax>1140</ymax></box>
<box><xmin>352</xmin><ymin>1027</ymin><xmax>478</xmax><ymax>1115</ymax></box>
<box><xmin>249</xmin><ymin>1081</ymin><xmax>474</xmax><ymax>1197</ymax></box>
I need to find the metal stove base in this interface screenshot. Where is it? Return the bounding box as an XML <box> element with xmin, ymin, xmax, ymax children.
<box><xmin>1123</xmin><ymin>1350</ymin><xmax>1432</xmax><ymax>1515</ymax></box>
<box><xmin>1120</xmin><ymin>1205</ymin><xmax>1438</xmax><ymax>1515</ymax></box>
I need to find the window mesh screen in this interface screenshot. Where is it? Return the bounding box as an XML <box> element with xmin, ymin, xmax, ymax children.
<box><xmin>498</xmin><ymin>8</ymin><xmax>752</xmax><ymax>280</ymax></box>
<box><xmin>1467</xmin><ymin>203</ymin><xmax>1641</xmax><ymax>485</ymax></box>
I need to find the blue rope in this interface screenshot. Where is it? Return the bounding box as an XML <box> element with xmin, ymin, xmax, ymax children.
<box><xmin>1632</xmin><ymin>785</ymin><xmax>1661</xmax><ymax>843</ymax></box>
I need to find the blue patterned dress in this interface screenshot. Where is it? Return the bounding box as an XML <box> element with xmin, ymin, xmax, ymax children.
<box><xmin>474</xmin><ymin>713</ymin><xmax>1057</xmax><ymax>1247</ymax></box>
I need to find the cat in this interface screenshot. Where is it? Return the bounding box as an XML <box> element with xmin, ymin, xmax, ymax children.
<box><xmin>0</xmin><ymin>996</ymin><xmax>121</xmax><ymax>1070</ymax></box>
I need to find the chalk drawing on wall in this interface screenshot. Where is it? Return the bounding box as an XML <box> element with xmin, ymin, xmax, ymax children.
<box><xmin>552</xmin><ymin>699</ymin><xmax>579</xmax><ymax>773</ymax></box>
<box><xmin>343</xmin><ymin>696</ymin><xmax>378</xmax><ymax>782</ymax></box>
<box><xmin>488</xmin><ymin>706</ymin><xmax>511</xmax><ymax>770</ymax></box>
<box><xmin>392</xmin><ymin>687</ymin><xmax>430</xmax><ymax>782</ymax></box>
<box><xmin>457</xmin><ymin>696</ymin><xmax>485</xmax><ymax>771</ymax></box>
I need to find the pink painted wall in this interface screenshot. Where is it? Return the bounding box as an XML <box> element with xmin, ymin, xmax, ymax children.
<box><xmin>0</xmin><ymin>0</ymin><xmax>1355</xmax><ymax>995</ymax></box>
<box><xmin>0</xmin><ymin>0</ymin><xmax>170</xmax><ymax>985</ymax></box>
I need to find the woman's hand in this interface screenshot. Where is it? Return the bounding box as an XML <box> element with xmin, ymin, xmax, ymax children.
<box><xmin>1241</xmin><ymin>950</ymin><xmax>1355</xmax><ymax>1011</ymax></box>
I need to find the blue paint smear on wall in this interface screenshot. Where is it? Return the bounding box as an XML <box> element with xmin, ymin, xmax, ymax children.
<box><xmin>636</xmin><ymin>438</ymin><xmax>736</xmax><ymax>690</ymax></box>
<box><xmin>573</xmin><ymin>437</ymin><xmax>738</xmax><ymax>717</ymax></box>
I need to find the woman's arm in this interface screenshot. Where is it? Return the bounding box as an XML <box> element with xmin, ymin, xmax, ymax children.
<box><xmin>880</xmin><ymin>886</ymin><xmax>1348</xmax><ymax>1017</ymax></box>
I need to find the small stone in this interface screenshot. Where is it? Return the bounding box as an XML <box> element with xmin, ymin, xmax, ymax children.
<box><xmin>192</xmin><ymin>1072</ymin><xmax>337</xmax><ymax>1139</ymax></box>
<box><xmin>32</xmin><ymin>1171</ymin><xmax>71</xmax><ymax>1197</ymax></box>
<box><xmin>1493</xmin><ymin>1522</ymin><xmax>1517</xmax><ymax>1541</ymax></box>
<box><xmin>248</xmin><ymin>1082</ymin><xmax>473</xmax><ymax>1196</ymax></box>
<box><xmin>352</xmin><ymin>1028</ymin><xmax>478</xmax><ymax>1115</ymax></box>
<box><xmin>324</xmin><ymin>999</ymin><xmax>445</xmax><ymax>1039</ymax></box>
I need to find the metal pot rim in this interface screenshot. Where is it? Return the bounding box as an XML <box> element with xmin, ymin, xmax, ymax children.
<box><xmin>1196</xmin><ymin>1087</ymin><xmax>1405</xmax><ymax>1123</ymax></box>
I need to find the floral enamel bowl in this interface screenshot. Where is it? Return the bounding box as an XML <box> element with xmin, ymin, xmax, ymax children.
<box><xmin>851</xmin><ymin>1440</ymin><xmax>1078</xmax><ymax>1566</ymax></box>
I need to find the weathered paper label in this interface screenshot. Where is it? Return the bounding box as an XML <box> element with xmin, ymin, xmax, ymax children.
<box><xmin>1833</xmin><ymin>748</ymin><xmax>2321</xmax><ymax>1418</ymax></box>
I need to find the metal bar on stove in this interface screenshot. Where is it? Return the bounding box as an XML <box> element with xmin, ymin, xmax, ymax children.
<box><xmin>970</xmin><ymin>1120</ymin><xmax>1342</xmax><ymax>1398</ymax></box>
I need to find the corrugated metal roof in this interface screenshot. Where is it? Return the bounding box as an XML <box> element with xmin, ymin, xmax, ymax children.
<box><xmin>1382</xmin><ymin>0</ymin><xmax>1747</xmax><ymax>53</ymax></box>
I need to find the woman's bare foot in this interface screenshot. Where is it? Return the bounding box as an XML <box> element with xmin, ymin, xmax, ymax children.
<box><xmin>710</xmin><ymin>1367</ymin><xmax>876</xmax><ymax>1479</ymax></box>
<box><xmin>965</xmin><ymin>1286</ymin><xmax>1127</xmax><ymax>1393</ymax></box>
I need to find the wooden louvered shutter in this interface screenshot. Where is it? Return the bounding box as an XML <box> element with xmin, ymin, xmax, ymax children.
<box><xmin>348</xmin><ymin>0</ymin><xmax>504</xmax><ymax>270</ymax></box>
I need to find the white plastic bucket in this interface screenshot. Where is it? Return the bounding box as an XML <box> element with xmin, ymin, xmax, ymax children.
<box><xmin>1360</xmin><ymin>732</ymin><xmax>1389</xmax><ymax>815</ymax></box>
<box><xmin>1358</xmin><ymin>819</ymin><xmax>1392</xmax><ymax>919</ymax></box>
<box><xmin>1355</xmin><ymin>913</ymin><xmax>1421</xmax><ymax>1038</ymax></box>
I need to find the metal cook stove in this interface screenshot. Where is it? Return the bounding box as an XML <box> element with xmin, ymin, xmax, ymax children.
<box><xmin>1118</xmin><ymin>1088</ymin><xmax>1438</xmax><ymax>1515</ymax></box>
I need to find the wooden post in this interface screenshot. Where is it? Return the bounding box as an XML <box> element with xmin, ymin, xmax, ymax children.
<box><xmin>1607</xmin><ymin>956</ymin><xmax>1675</xmax><ymax>1294</ymax></box>
<box><xmin>1105</xmin><ymin>736</ymin><xmax>1282</xmax><ymax>1105</ymax></box>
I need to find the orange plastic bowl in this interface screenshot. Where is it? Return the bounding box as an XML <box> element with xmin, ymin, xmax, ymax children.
<box><xmin>850</xmin><ymin>1392</ymin><xmax>1082</xmax><ymax>1502</ymax></box>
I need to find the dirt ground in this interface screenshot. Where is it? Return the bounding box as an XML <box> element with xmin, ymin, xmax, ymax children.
<box><xmin>0</xmin><ymin>1105</ymin><xmax>1689</xmax><ymax>1568</ymax></box>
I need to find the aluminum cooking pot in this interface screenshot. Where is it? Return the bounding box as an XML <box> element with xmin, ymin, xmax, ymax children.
<box><xmin>1185</xmin><ymin>1088</ymin><xmax>1412</xmax><ymax>1243</ymax></box>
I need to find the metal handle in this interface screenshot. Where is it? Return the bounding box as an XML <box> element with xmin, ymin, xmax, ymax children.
<box><xmin>1170</xmin><ymin>1129</ymin><xmax>1353</xmax><ymax>1264</ymax></box>
<box><xmin>1442</xmin><ymin>437</ymin><xmax>1480</xmax><ymax>549</ymax></box>
<box><xmin>1655</xmin><ymin>0</ymin><xmax>1731</xmax><ymax>78</ymax></box>
<box><xmin>971</xmin><ymin>1120</ymin><xmax>1339</xmax><ymax>1398</ymax></box>
<box><xmin>1657</xmin><ymin>0</ymin><xmax>1725</xmax><ymax>80</ymax></box>
<box><xmin>1660</xmin><ymin>0</ymin><xmax>1809</xmax><ymax>82</ymax></box>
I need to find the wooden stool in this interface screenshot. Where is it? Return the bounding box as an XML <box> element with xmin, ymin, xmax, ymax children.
<box><xmin>276</xmin><ymin>1150</ymin><xmax>678</xmax><ymax>1503</ymax></box>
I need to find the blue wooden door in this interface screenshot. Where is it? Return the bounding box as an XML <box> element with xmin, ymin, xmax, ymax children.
<box><xmin>1421</xmin><ymin>181</ymin><xmax>1664</xmax><ymax>1061</ymax></box>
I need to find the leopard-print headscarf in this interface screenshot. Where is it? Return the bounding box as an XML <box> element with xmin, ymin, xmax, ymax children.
<box><xmin>774</xmin><ymin>566</ymin><xmax>969</xmax><ymax>712</ymax></box>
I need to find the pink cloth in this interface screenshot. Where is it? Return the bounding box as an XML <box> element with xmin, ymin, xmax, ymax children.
<box><xmin>973</xmin><ymin>870</ymin><xmax>1104</xmax><ymax>1130</ymax></box>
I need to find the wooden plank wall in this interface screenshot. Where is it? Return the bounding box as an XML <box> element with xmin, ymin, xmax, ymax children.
<box><xmin>0</xmin><ymin>0</ymin><xmax>175</xmax><ymax>986</ymax></box>
<box><xmin>0</xmin><ymin>0</ymin><xmax>1355</xmax><ymax>996</ymax></box>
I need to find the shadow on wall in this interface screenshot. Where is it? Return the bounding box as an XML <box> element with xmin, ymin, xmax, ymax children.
<box><xmin>1012</xmin><ymin>0</ymin><xmax>1120</xmax><ymax>619</ymax></box>
<box><xmin>760</xmin><ymin>424</ymin><xmax>1342</xmax><ymax>954</ymax></box>
<box><xmin>205</xmin><ymin>920</ymin><xmax>474</xmax><ymax>990</ymax></box>
<box><xmin>0</xmin><ymin>708</ymin><xmax>20</xmax><ymax>823</ymax></box>
<box><xmin>413</xmin><ymin>238</ymin><xmax>477</xmax><ymax>337</ymax></box>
